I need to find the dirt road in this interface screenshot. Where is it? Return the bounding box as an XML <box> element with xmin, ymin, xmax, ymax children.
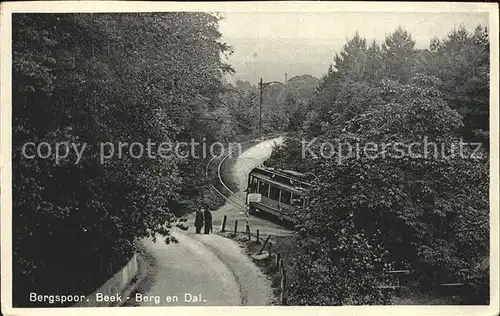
<box><xmin>125</xmin><ymin>138</ymin><xmax>287</xmax><ymax>306</ymax></box>
<box><xmin>125</xmin><ymin>229</ymin><xmax>271</xmax><ymax>306</ymax></box>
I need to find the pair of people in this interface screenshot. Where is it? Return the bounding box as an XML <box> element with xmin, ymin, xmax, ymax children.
<box><xmin>194</xmin><ymin>207</ymin><xmax>213</xmax><ymax>234</ymax></box>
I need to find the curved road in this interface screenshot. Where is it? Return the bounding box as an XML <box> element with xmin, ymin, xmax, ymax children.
<box><xmin>126</xmin><ymin>230</ymin><xmax>272</xmax><ymax>306</ymax></box>
<box><xmin>124</xmin><ymin>138</ymin><xmax>285</xmax><ymax>306</ymax></box>
<box><xmin>212</xmin><ymin>137</ymin><xmax>293</xmax><ymax>237</ymax></box>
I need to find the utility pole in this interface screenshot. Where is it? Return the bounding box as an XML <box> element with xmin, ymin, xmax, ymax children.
<box><xmin>259</xmin><ymin>77</ymin><xmax>263</xmax><ymax>135</ymax></box>
<box><xmin>257</xmin><ymin>77</ymin><xmax>286</xmax><ymax>135</ymax></box>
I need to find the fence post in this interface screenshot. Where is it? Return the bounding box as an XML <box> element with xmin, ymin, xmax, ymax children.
<box><xmin>258</xmin><ymin>235</ymin><xmax>271</xmax><ymax>254</ymax></box>
<box><xmin>280</xmin><ymin>267</ymin><xmax>287</xmax><ymax>305</ymax></box>
<box><xmin>246</xmin><ymin>224</ymin><xmax>251</xmax><ymax>241</ymax></box>
<box><xmin>282</xmin><ymin>267</ymin><xmax>287</xmax><ymax>286</ymax></box>
<box><xmin>233</xmin><ymin>220</ymin><xmax>238</xmax><ymax>236</ymax></box>
<box><xmin>268</xmin><ymin>242</ymin><xmax>273</xmax><ymax>259</ymax></box>
<box><xmin>281</xmin><ymin>291</ymin><xmax>287</xmax><ymax>305</ymax></box>
<box><xmin>221</xmin><ymin>215</ymin><xmax>227</xmax><ymax>232</ymax></box>
<box><xmin>275</xmin><ymin>252</ymin><xmax>281</xmax><ymax>266</ymax></box>
<box><xmin>256</xmin><ymin>229</ymin><xmax>260</xmax><ymax>243</ymax></box>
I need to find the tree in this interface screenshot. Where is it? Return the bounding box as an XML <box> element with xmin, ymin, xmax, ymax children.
<box><xmin>269</xmin><ymin>76</ymin><xmax>489</xmax><ymax>305</ymax></box>
<box><xmin>417</xmin><ymin>25</ymin><xmax>489</xmax><ymax>143</ymax></box>
<box><xmin>365</xmin><ymin>40</ymin><xmax>384</xmax><ymax>85</ymax></box>
<box><xmin>381</xmin><ymin>27</ymin><xmax>417</xmax><ymax>84</ymax></box>
<box><xmin>309</xmin><ymin>34</ymin><xmax>382</xmax><ymax>135</ymax></box>
<box><xmin>12</xmin><ymin>12</ymin><xmax>234</xmax><ymax>306</ymax></box>
<box><xmin>333</xmin><ymin>32</ymin><xmax>368</xmax><ymax>82</ymax></box>
<box><xmin>267</xmin><ymin>26</ymin><xmax>489</xmax><ymax>302</ymax></box>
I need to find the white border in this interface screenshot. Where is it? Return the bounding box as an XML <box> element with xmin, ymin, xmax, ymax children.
<box><xmin>1</xmin><ymin>2</ymin><xmax>499</xmax><ymax>316</ymax></box>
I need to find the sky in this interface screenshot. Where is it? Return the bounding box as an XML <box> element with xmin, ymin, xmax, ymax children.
<box><xmin>219</xmin><ymin>12</ymin><xmax>489</xmax><ymax>84</ymax></box>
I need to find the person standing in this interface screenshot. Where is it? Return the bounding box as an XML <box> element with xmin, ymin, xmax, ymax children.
<box><xmin>195</xmin><ymin>208</ymin><xmax>204</xmax><ymax>234</ymax></box>
<box><xmin>203</xmin><ymin>208</ymin><xmax>213</xmax><ymax>234</ymax></box>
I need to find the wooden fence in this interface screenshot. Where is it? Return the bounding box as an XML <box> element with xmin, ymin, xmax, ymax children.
<box><xmin>219</xmin><ymin>214</ymin><xmax>466</xmax><ymax>304</ymax></box>
<box><xmin>220</xmin><ymin>215</ymin><xmax>287</xmax><ymax>305</ymax></box>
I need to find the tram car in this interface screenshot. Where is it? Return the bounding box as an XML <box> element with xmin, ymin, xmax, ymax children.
<box><xmin>245</xmin><ymin>166</ymin><xmax>314</xmax><ymax>223</ymax></box>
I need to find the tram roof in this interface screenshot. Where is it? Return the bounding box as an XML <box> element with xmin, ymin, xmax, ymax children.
<box><xmin>251</xmin><ymin>166</ymin><xmax>307</xmax><ymax>178</ymax></box>
<box><xmin>250</xmin><ymin>166</ymin><xmax>314</xmax><ymax>192</ymax></box>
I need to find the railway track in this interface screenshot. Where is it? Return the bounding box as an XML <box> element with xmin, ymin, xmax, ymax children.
<box><xmin>205</xmin><ymin>134</ymin><xmax>282</xmax><ymax>210</ymax></box>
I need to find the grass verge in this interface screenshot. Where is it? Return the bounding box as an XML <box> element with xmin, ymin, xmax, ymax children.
<box><xmin>216</xmin><ymin>229</ymin><xmax>460</xmax><ymax>306</ymax></box>
<box><xmin>218</xmin><ymin>230</ymin><xmax>298</xmax><ymax>305</ymax></box>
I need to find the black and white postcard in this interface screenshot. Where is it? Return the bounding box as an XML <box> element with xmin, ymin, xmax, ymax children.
<box><xmin>1</xmin><ymin>1</ymin><xmax>498</xmax><ymax>316</ymax></box>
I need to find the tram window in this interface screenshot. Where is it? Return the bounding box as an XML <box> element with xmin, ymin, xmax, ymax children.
<box><xmin>251</xmin><ymin>177</ymin><xmax>258</xmax><ymax>192</ymax></box>
<box><xmin>280</xmin><ymin>190</ymin><xmax>291</xmax><ymax>205</ymax></box>
<box><xmin>269</xmin><ymin>185</ymin><xmax>280</xmax><ymax>201</ymax></box>
<box><xmin>289</xmin><ymin>193</ymin><xmax>300</xmax><ymax>206</ymax></box>
<box><xmin>258</xmin><ymin>181</ymin><xmax>269</xmax><ymax>197</ymax></box>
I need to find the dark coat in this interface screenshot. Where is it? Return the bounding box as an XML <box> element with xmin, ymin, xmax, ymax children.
<box><xmin>195</xmin><ymin>210</ymin><xmax>204</xmax><ymax>227</ymax></box>
<box><xmin>203</xmin><ymin>209</ymin><xmax>213</xmax><ymax>228</ymax></box>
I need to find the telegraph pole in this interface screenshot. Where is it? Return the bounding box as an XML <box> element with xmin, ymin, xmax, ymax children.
<box><xmin>259</xmin><ymin>77</ymin><xmax>263</xmax><ymax>135</ymax></box>
<box><xmin>257</xmin><ymin>77</ymin><xmax>285</xmax><ymax>135</ymax></box>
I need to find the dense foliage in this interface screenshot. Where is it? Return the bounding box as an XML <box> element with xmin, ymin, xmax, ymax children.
<box><xmin>12</xmin><ymin>13</ymin><xmax>238</xmax><ymax>306</ymax></box>
<box><xmin>12</xmin><ymin>13</ymin><xmax>491</xmax><ymax>307</ymax></box>
<box><xmin>267</xmin><ymin>26</ymin><xmax>490</xmax><ymax>304</ymax></box>
<box><xmin>222</xmin><ymin>75</ymin><xmax>320</xmax><ymax>134</ymax></box>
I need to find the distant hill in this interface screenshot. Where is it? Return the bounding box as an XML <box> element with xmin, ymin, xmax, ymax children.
<box><xmin>283</xmin><ymin>74</ymin><xmax>320</xmax><ymax>105</ymax></box>
<box><xmin>224</xmin><ymin>74</ymin><xmax>320</xmax><ymax>114</ymax></box>
<box><xmin>256</xmin><ymin>74</ymin><xmax>320</xmax><ymax>113</ymax></box>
